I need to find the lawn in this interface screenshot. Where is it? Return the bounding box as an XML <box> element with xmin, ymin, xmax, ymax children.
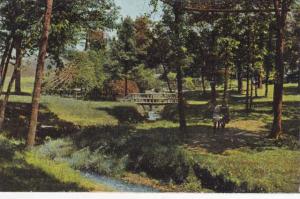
<box><xmin>3</xmin><ymin>76</ymin><xmax>300</xmax><ymax>192</ymax></box>
<box><xmin>0</xmin><ymin>135</ymin><xmax>113</xmax><ymax>192</ymax></box>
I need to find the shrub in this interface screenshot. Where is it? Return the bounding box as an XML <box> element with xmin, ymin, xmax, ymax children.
<box><xmin>127</xmin><ymin>135</ymin><xmax>189</xmax><ymax>184</ymax></box>
<box><xmin>102</xmin><ymin>80</ymin><xmax>140</xmax><ymax>99</ymax></box>
<box><xmin>35</xmin><ymin>138</ymin><xmax>74</xmax><ymax>161</ymax></box>
<box><xmin>184</xmin><ymin>77</ymin><xmax>197</xmax><ymax>91</ymax></box>
<box><xmin>68</xmin><ymin>147</ymin><xmax>128</xmax><ymax>176</ymax></box>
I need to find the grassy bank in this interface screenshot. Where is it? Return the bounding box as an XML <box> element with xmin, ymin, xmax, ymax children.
<box><xmin>4</xmin><ymin>77</ymin><xmax>300</xmax><ymax>192</ymax></box>
<box><xmin>0</xmin><ymin>135</ymin><xmax>113</xmax><ymax>192</ymax></box>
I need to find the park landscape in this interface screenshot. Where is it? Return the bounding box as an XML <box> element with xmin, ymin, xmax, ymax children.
<box><xmin>0</xmin><ymin>0</ymin><xmax>300</xmax><ymax>193</ymax></box>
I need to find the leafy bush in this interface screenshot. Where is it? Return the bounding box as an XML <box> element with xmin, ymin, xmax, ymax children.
<box><xmin>68</xmin><ymin>147</ymin><xmax>128</xmax><ymax>176</ymax></box>
<box><xmin>35</xmin><ymin>138</ymin><xmax>74</xmax><ymax>161</ymax></box>
<box><xmin>102</xmin><ymin>80</ymin><xmax>140</xmax><ymax>99</ymax></box>
<box><xmin>127</xmin><ymin>135</ymin><xmax>189</xmax><ymax>184</ymax></box>
<box><xmin>35</xmin><ymin>138</ymin><xmax>127</xmax><ymax>177</ymax></box>
<box><xmin>184</xmin><ymin>77</ymin><xmax>196</xmax><ymax>91</ymax></box>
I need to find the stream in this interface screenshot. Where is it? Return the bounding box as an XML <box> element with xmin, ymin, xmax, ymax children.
<box><xmin>81</xmin><ymin>172</ymin><xmax>160</xmax><ymax>192</ymax></box>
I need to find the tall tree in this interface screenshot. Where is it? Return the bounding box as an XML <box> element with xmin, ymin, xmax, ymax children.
<box><xmin>27</xmin><ymin>0</ymin><xmax>53</xmax><ymax>147</ymax></box>
<box><xmin>270</xmin><ymin>0</ymin><xmax>293</xmax><ymax>139</ymax></box>
<box><xmin>110</xmin><ymin>17</ymin><xmax>137</xmax><ymax>96</ymax></box>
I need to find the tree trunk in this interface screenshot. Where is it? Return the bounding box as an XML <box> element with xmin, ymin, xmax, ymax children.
<box><xmin>269</xmin><ymin>0</ymin><xmax>289</xmax><ymax>139</ymax></box>
<box><xmin>177</xmin><ymin>64</ymin><xmax>187</xmax><ymax>133</ymax></box>
<box><xmin>0</xmin><ymin>71</ymin><xmax>17</xmax><ymax>129</ymax></box>
<box><xmin>270</xmin><ymin>20</ymin><xmax>285</xmax><ymax>139</ymax></box>
<box><xmin>0</xmin><ymin>34</ymin><xmax>13</xmax><ymax>76</ymax></box>
<box><xmin>245</xmin><ymin>65</ymin><xmax>250</xmax><ymax>111</ymax></box>
<box><xmin>27</xmin><ymin>0</ymin><xmax>53</xmax><ymax>148</ymax></box>
<box><xmin>255</xmin><ymin>82</ymin><xmax>258</xmax><ymax>97</ymax></box>
<box><xmin>174</xmin><ymin>5</ymin><xmax>187</xmax><ymax>135</ymax></box>
<box><xmin>237</xmin><ymin>63</ymin><xmax>243</xmax><ymax>94</ymax></box>
<box><xmin>265</xmin><ymin>70</ymin><xmax>270</xmax><ymax>97</ymax></box>
<box><xmin>0</xmin><ymin>38</ymin><xmax>15</xmax><ymax>95</ymax></box>
<box><xmin>0</xmin><ymin>38</ymin><xmax>22</xmax><ymax>129</ymax></box>
<box><xmin>85</xmin><ymin>30</ymin><xmax>90</xmax><ymax>51</ymax></box>
<box><xmin>210</xmin><ymin>33</ymin><xmax>217</xmax><ymax>106</ymax></box>
<box><xmin>14</xmin><ymin>37</ymin><xmax>23</xmax><ymax>95</ymax></box>
<box><xmin>265</xmin><ymin>23</ymin><xmax>273</xmax><ymax>97</ymax></box>
<box><xmin>223</xmin><ymin>64</ymin><xmax>229</xmax><ymax>105</ymax></box>
<box><xmin>258</xmin><ymin>72</ymin><xmax>263</xmax><ymax>89</ymax></box>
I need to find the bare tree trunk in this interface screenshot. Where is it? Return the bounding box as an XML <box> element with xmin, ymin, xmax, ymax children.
<box><xmin>27</xmin><ymin>0</ymin><xmax>53</xmax><ymax>148</ymax></box>
<box><xmin>0</xmin><ymin>69</ymin><xmax>17</xmax><ymax>129</ymax></box>
<box><xmin>237</xmin><ymin>63</ymin><xmax>243</xmax><ymax>94</ymax></box>
<box><xmin>223</xmin><ymin>64</ymin><xmax>229</xmax><ymax>105</ymax></box>
<box><xmin>14</xmin><ymin>37</ymin><xmax>23</xmax><ymax>95</ymax></box>
<box><xmin>177</xmin><ymin>64</ymin><xmax>187</xmax><ymax>133</ymax></box>
<box><xmin>269</xmin><ymin>0</ymin><xmax>289</xmax><ymax>139</ymax></box>
<box><xmin>258</xmin><ymin>71</ymin><xmax>263</xmax><ymax>89</ymax></box>
<box><xmin>0</xmin><ymin>34</ymin><xmax>13</xmax><ymax>75</ymax></box>
<box><xmin>255</xmin><ymin>82</ymin><xmax>258</xmax><ymax>97</ymax></box>
<box><xmin>174</xmin><ymin>5</ymin><xmax>187</xmax><ymax>135</ymax></box>
<box><xmin>0</xmin><ymin>38</ymin><xmax>15</xmax><ymax>95</ymax></box>
<box><xmin>265</xmin><ymin>23</ymin><xmax>274</xmax><ymax>97</ymax></box>
<box><xmin>245</xmin><ymin>64</ymin><xmax>250</xmax><ymax>111</ymax></box>
<box><xmin>210</xmin><ymin>33</ymin><xmax>217</xmax><ymax>106</ymax></box>
<box><xmin>265</xmin><ymin>70</ymin><xmax>270</xmax><ymax>97</ymax></box>
<box><xmin>0</xmin><ymin>38</ymin><xmax>22</xmax><ymax>129</ymax></box>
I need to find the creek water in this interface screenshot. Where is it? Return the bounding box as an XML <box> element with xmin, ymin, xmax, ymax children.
<box><xmin>81</xmin><ymin>172</ymin><xmax>160</xmax><ymax>192</ymax></box>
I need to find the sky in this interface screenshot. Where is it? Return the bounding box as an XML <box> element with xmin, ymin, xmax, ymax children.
<box><xmin>114</xmin><ymin>0</ymin><xmax>162</xmax><ymax>20</ymax></box>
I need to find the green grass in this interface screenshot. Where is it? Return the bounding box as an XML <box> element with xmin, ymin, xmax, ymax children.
<box><xmin>190</xmin><ymin>148</ymin><xmax>300</xmax><ymax>192</ymax></box>
<box><xmin>25</xmin><ymin>152</ymin><xmax>114</xmax><ymax>192</ymax></box>
<box><xmin>0</xmin><ymin>134</ymin><xmax>113</xmax><ymax>192</ymax></box>
<box><xmin>42</xmin><ymin>96</ymin><xmax>121</xmax><ymax>126</ymax></box>
<box><xmin>4</xmin><ymin>76</ymin><xmax>300</xmax><ymax>192</ymax></box>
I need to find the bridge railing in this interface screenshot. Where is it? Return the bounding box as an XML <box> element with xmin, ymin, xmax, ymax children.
<box><xmin>121</xmin><ymin>93</ymin><xmax>178</xmax><ymax>104</ymax></box>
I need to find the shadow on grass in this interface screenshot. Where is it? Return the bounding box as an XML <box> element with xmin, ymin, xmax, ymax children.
<box><xmin>4</xmin><ymin>102</ymin><xmax>78</xmax><ymax>142</ymax></box>
<box><xmin>0</xmin><ymin>164</ymin><xmax>87</xmax><ymax>192</ymax></box>
<box><xmin>284</xmin><ymin>86</ymin><xmax>300</xmax><ymax>95</ymax></box>
<box><xmin>0</xmin><ymin>136</ymin><xmax>87</xmax><ymax>192</ymax></box>
<box><xmin>95</xmin><ymin>106</ymin><xmax>145</xmax><ymax>124</ymax></box>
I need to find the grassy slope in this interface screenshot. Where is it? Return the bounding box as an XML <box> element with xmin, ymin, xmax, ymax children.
<box><xmin>6</xmin><ymin>77</ymin><xmax>300</xmax><ymax>192</ymax></box>
<box><xmin>0</xmin><ymin>135</ymin><xmax>113</xmax><ymax>192</ymax></box>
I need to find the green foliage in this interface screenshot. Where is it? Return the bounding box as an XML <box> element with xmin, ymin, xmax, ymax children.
<box><xmin>34</xmin><ymin>138</ymin><xmax>128</xmax><ymax>177</ymax></box>
<box><xmin>127</xmin><ymin>135</ymin><xmax>190</xmax><ymax>184</ymax></box>
<box><xmin>69</xmin><ymin>147</ymin><xmax>128</xmax><ymax>176</ymax></box>
<box><xmin>132</xmin><ymin>65</ymin><xmax>163</xmax><ymax>92</ymax></box>
<box><xmin>35</xmin><ymin>138</ymin><xmax>74</xmax><ymax>161</ymax></box>
<box><xmin>184</xmin><ymin>77</ymin><xmax>196</xmax><ymax>91</ymax></box>
<box><xmin>167</xmin><ymin>72</ymin><xmax>177</xmax><ymax>81</ymax></box>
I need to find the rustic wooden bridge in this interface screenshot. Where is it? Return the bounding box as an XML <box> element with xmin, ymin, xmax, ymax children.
<box><xmin>121</xmin><ymin>93</ymin><xmax>178</xmax><ymax>105</ymax></box>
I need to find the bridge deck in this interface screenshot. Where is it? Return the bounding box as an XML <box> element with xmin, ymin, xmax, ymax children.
<box><xmin>121</xmin><ymin>93</ymin><xmax>178</xmax><ymax>105</ymax></box>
